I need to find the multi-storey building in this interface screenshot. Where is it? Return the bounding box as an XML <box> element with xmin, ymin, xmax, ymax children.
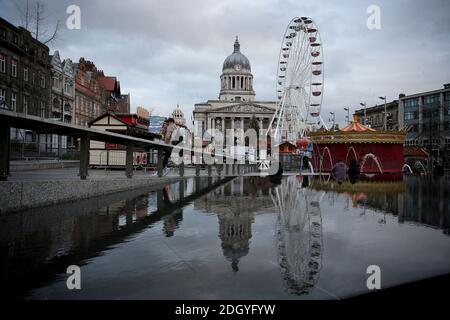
<box><xmin>73</xmin><ymin>57</ymin><xmax>104</xmax><ymax>127</ymax></box>
<box><xmin>97</xmin><ymin>75</ymin><xmax>130</xmax><ymax>114</ymax></box>
<box><xmin>49</xmin><ymin>50</ymin><xmax>75</xmax><ymax>151</ymax></box>
<box><xmin>398</xmin><ymin>83</ymin><xmax>450</xmax><ymax>167</ymax></box>
<box><xmin>354</xmin><ymin>99</ymin><xmax>399</xmax><ymax>131</ymax></box>
<box><xmin>0</xmin><ymin>17</ymin><xmax>51</xmax><ymax>146</ymax></box>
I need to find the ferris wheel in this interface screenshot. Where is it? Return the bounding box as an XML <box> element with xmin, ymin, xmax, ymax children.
<box><xmin>269</xmin><ymin>17</ymin><xmax>325</xmax><ymax>143</ymax></box>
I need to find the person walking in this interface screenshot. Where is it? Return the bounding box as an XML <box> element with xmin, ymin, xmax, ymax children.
<box><xmin>347</xmin><ymin>159</ymin><xmax>360</xmax><ymax>184</ymax></box>
<box><xmin>331</xmin><ymin>159</ymin><xmax>347</xmax><ymax>184</ymax></box>
<box><xmin>155</xmin><ymin>118</ymin><xmax>178</xmax><ymax>176</ymax></box>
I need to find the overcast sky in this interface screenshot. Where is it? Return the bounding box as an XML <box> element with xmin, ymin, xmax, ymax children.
<box><xmin>1</xmin><ymin>0</ymin><xmax>449</xmax><ymax>126</ymax></box>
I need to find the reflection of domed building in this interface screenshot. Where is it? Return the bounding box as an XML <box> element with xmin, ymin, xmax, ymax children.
<box><xmin>218</xmin><ymin>210</ymin><xmax>253</xmax><ymax>273</ymax></box>
<box><xmin>194</xmin><ymin>177</ymin><xmax>275</xmax><ymax>272</ymax></box>
<box><xmin>172</xmin><ymin>105</ymin><xmax>186</xmax><ymax>127</ymax></box>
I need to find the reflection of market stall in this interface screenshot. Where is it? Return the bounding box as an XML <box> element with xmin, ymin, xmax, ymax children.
<box><xmin>310</xmin><ymin>174</ymin><xmax>449</xmax><ymax>232</ymax></box>
<box><xmin>309</xmin><ymin>115</ymin><xmax>406</xmax><ymax>173</ymax></box>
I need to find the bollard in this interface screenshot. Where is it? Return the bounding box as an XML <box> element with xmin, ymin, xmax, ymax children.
<box><xmin>157</xmin><ymin>148</ymin><xmax>164</xmax><ymax>177</ymax></box>
<box><xmin>179</xmin><ymin>161</ymin><xmax>185</xmax><ymax>177</ymax></box>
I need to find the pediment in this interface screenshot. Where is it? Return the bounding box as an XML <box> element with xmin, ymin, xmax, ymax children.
<box><xmin>214</xmin><ymin>103</ymin><xmax>275</xmax><ymax>114</ymax></box>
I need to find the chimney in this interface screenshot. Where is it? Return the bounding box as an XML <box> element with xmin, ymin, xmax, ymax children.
<box><xmin>444</xmin><ymin>83</ymin><xmax>450</xmax><ymax>89</ymax></box>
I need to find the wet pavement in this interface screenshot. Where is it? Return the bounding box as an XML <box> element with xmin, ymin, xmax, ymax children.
<box><xmin>1</xmin><ymin>174</ymin><xmax>449</xmax><ymax>299</ymax></box>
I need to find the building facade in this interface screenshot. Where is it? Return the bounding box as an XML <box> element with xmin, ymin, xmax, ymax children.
<box><xmin>73</xmin><ymin>58</ymin><xmax>104</xmax><ymax>127</ymax></box>
<box><xmin>0</xmin><ymin>17</ymin><xmax>51</xmax><ymax>143</ymax></box>
<box><xmin>49</xmin><ymin>50</ymin><xmax>75</xmax><ymax>151</ymax></box>
<box><xmin>193</xmin><ymin>37</ymin><xmax>276</xmax><ymax>141</ymax></box>
<box><xmin>398</xmin><ymin>83</ymin><xmax>450</xmax><ymax>166</ymax></box>
<box><xmin>354</xmin><ymin>99</ymin><xmax>399</xmax><ymax>131</ymax></box>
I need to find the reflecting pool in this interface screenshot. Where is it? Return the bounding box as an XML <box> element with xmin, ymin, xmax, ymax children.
<box><xmin>1</xmin><ymin>174</ymin><xmax>449</xmax><ymax>299</ymax></box>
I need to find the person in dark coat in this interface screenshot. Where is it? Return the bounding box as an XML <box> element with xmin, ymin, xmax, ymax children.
<box><xmin>331</xmin><ymin>160</ymin><xmax>347</xmax><ymax>184</ymax></box>
<box><xmin>347</xmin><ymin>159</ymin><xmax>360</xmax><ymax>184</ymax></box>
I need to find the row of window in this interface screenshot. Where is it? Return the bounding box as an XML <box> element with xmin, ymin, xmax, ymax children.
<box><xmin>0</xmin><ymin>53</ymin><xmax>47</xmax><ymax>88</ymax></box>
<box><xmin>0</xmin><ymin>87</ymin><xmax>47</xmax><ymax>116</ymax></box>
<box><xmin>52</xmin><ymin>75</ymin><xmax>74</xmax><ymax>93</ymax></box>
<box><xmin>404</xmin><ymin>93</ymin><xmax>450</xmax><ymax>108</ymax></box>
<box><xmin>75</xmin><ymin>95</ymin><xmax>101</xmax><ymax>118</ymax></box>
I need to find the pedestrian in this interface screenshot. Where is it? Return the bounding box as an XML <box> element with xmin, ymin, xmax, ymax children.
<box><xmin>331</xmin><ymin>159</ymin><xmax>347</xmax><ymax>184</ymax></box>
<box><xmin>155</xmin><ymin>118</ymin><xmax>179</xmax><ymax>176</ymax></box>
<box><xmin>302</xmin><ymin>155</ymin><xmax>310</xmax><ymax>172</ymax></box>
<box><xmin>347</xmin><ymin>159</ymin><xmax>360</xmax><ymax>184</ymax></box>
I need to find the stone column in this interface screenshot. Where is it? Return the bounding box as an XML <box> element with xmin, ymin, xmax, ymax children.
<box><xmin>79</xmin><ymin>135</ymin><xmax>89</xmax><ymax>180</ymax></box>
<box><xmin>125</xmin><ymin>144</ymin><xmax>133</xmax><ymax>178</ymax></box>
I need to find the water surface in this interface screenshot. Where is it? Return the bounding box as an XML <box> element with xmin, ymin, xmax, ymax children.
<box><xmin>1</xmin><ymin>174</ymin><xmax>449</xmax><ymax>299</ymax></box>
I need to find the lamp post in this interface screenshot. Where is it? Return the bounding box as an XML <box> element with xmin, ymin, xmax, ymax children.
<box><xmin>329</xmin><ymin>112</ymin><xmax>335</xmax><ymax>129</ymax></box>
<box><xmin>360</xmin><ymin>102</ymin><xmax>367</xmax><ymax>125</ymax></box>
<box><xmin>344</xmin><ymin>107</ymin><xmax>350</xmax><ymax>124</ymax></box>
<box><xmin>379</xmin><ymin>96</ymin><xmax>387</xmax><ymax>130</ymax></box>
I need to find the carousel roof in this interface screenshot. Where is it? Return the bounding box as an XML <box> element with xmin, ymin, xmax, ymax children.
<box><xmin>340</xmin><ymin>121</ymin><xmax>376</xmax><ymax>132</ymax></box>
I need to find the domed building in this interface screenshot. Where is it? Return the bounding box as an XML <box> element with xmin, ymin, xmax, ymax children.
<box><xmin>172</xmin><ymin>105</ymin><xmax>186</xmax><ymax>126</ymax></box>
<box><xmin>193</xmin><ymin>37</ymin><xmax>277</xmax><ymax>140</ymax></box>
<box><xmin>219</xmin><ymin>37</ymin><xmax>255</xmax><ymax>102</ymax></box>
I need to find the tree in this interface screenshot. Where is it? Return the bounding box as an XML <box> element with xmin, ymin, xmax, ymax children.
<box><xmin>15</xmin><ymin>0</ymin><xmax>61</xmax><ymax>44</ymax></box>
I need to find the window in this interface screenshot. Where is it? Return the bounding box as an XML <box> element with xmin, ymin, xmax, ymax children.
<box><xmin>23</xmin><ymin>66</ymin><xmax>28</xmax><ymax>81</ymax></box>
<box><xmin>11</xmin><ymin>59</ymin><xmax>17</xmax><ymax>77</ymax></box>
<box><xmin>404</xmin><ymin>98</ymin><xmax>418</xmax><ymax>108</ymax></box>
<box><xmin>11</xmin><ymin>92</ymin><xmax>17</xmax><ymax>110</ymax></box>
<box><xmin>0</xmin><ymin>88</ymin><xmax>6</xmax><ymax>101</ymax></box>
<box><xmin>41</xmin><ymin>101</ymin><xmax>46</xmax><ymax>117</ymax></box>
<box><xmin>23</xmin><ymin>95</ymin><xmax>28</xmax><ymax>114</ymax></box>
<box><xmin>40</xmin><ymin>74</ymin><xmax>45</xmax><ymax>88</ymax></box>
<box><xmin>404</xmin><ymin>112</ymin><xmax>415</xmax><ymax>120</ymax></box>
<box><xmin>0</xmin><ymin>54</ymin><xmax>5</xmax><ymax>73</ymax></box>
<box><xmin>0</xmin><ymin>27</ymin><xmax>6</xmax><ymax>38</ymax></box>
<box><xmin>13</xmin><ymin>34</ymin><xmax>18</xmax><ymax>44</ymax></box>
<box><xmin>424</xmin><ymin>94</ymin><xmax>439</xmax><ymax>105</ymax></box>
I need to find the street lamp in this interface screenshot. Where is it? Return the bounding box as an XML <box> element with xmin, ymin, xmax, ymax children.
<box><xmin>379</xmin><ymin>96</ymin><xmax>387</xmax><ymax>130</ymax></box>
<box><xmin>329</xmin><ymin>112</ymin><xmax>335</xmax><ymax>129</ymax></box>
<box><xmin>360</xmin><ymin>102</ymin><xmax>366</xmax><ymax>125</ymax></box>
<box><xmin>344</xmin><ymin>107</ymin><xmax>350</xmax><ymax>124</ymax></box>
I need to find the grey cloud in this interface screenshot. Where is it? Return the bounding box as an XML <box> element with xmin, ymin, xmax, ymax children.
<box><xmin>1</xmin><ymin>0</ymin><xmax>449</xmax><ymax>125</ymax></box>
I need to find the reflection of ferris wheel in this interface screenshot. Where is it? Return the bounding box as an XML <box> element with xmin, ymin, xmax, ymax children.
<box><xmin>271</xmin><ymin>176</ymin><xmax>324</xmax><ymax>295</ymax></box>
<box><xmin>269</xmin><ymin>17</ymin><xmax>325</xmax><ymax>143</ymax></box>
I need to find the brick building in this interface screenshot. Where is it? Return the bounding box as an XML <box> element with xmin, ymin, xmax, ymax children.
<box><xmin>73</xmin><ymin>57</ymin><xmax>104</xmax><ymax>127</ymax></box>
<box><xmin>0</xmin><ymin>17</ymin><xmax>51</xmax><ymax>144</ymax></box>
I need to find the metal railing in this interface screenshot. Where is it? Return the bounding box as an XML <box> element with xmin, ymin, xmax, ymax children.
<box><xmin>9</xmin><ymin>140</ymin><xmax>79</xmax><ymax>160</ymax></box>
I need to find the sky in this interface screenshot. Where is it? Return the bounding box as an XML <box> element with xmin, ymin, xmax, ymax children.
<box><xmin>1</xmin><ymin>0</ymin><xmax>449</xmax><ymax>127</ymax></box>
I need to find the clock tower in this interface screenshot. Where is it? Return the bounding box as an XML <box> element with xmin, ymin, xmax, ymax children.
<box><xmin>219</xmin><ymin>37</ymin><xmax>255</xmax><ymax>102</ymax></box>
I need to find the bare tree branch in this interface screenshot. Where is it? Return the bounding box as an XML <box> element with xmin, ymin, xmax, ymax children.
<box><xmin>43</xmin><ymin>20</ymin><xmax>61</xmax><ymax>45</ymax></box>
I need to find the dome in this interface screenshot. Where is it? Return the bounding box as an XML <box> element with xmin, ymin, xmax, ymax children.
<box><xmin>172</xmin><ymin>105</ymin><xmax>186</xmax><ymax>126</ymax></box>
<box><xmin>222</xmin><ymin>37</ymin><xmax>251</xmax><ymax>71</ymax></box>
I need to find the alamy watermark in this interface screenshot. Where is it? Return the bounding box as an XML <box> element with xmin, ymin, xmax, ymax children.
<box><xmin>366</xmin><ymin>265</ymin><xmax>381</xmax><ymax>289</ymax></box>
<box><xmin>66</xmin><ymin>5</ymin><xmax>81</xmax><ymax>30</ymax></box>
<box><xmin>366</xmin><ymin>5</ymin><xmax>381</xmax><ymax>30</ymax></box>
<box><xmin>66</xmin><ymin>265</ymin><xmax>81</xmax><ymax>290</ymax></box>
